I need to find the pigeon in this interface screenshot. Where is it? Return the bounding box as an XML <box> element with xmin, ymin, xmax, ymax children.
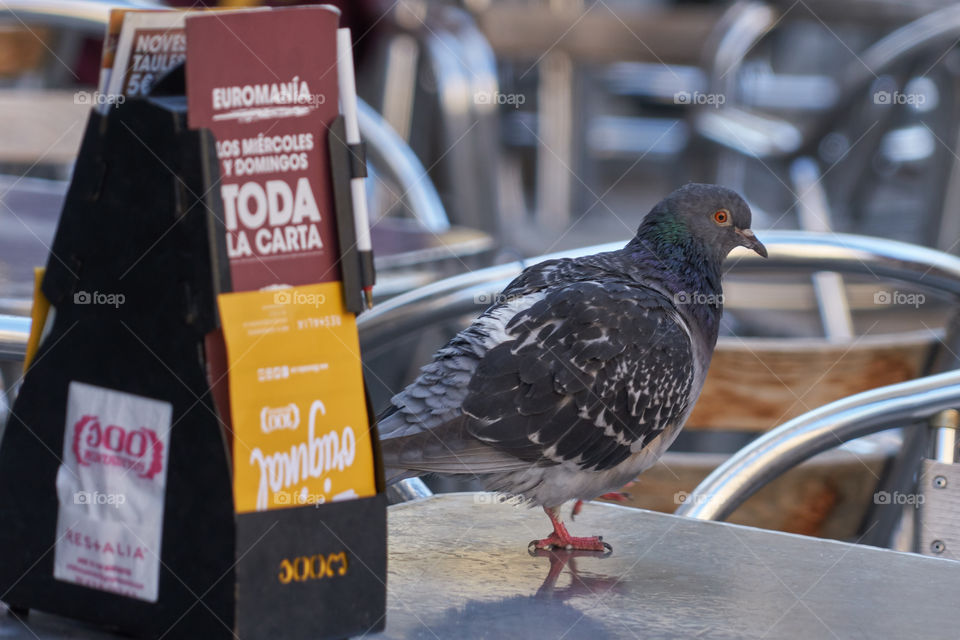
<box><xmin>378</xmin><ymin>183</ymin><xmax>767</xmax><ymax>551</ymax></box>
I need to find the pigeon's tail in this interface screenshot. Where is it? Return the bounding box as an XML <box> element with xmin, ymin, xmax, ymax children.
<box><xmin>383</xmin><ymin>467</ymin><xmax>421</xmax><ymax>485</ymax></box>
<box><xmin>377</xmin><ymin>410</ymin><xmax>531</xmax><ymax>483</ymax></box>
<box><xmin>375</xmin><ymin>407</ymin><xmax>418</xmax><ymax>484</ymax></box>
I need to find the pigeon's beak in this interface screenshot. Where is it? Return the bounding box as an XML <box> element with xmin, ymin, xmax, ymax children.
<box><xmin>735</xmin><ymin>228</ymin><xmax>768</xmax><ymax>258</ymax></box>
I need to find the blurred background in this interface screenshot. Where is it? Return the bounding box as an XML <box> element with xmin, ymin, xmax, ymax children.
<box><xmin>4</xmin><ymin>0</ymin><xmax>960</xmax><ymax>552</ymax></box>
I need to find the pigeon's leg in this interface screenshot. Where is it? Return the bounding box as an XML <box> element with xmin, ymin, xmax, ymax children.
<box><xmin>570</xmin><ymin>491</ymin><xmax>632</xmax><ymax>519</ymax></box>
<box><xmin>571</xmin><ymin>500</ymin><xmax>584</xmax><ymax>519</ymax></box>
<box><xmin>571</xmin><ymin>482</ymin><xmax>636</xmax><ymax>519</ymax></box>
<box><xmin>529</xmin><ymin>506</ymin><xmax>610</xmax><ymax>552</ymax></box>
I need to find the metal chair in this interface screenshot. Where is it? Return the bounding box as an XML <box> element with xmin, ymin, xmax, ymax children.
<box><xmin>669</xmin><ymin>232</ymin><xmax>960</xmax><ymax>556</ymax></box>
<box><xmin>676</xmin><ymin>373</ymin><xmax>960</xmax><ymax>557</ymax></box>
<box><xmin>361</xmin><ymin>2</ymin><xmax>501</xmax><ymax>237</ymax></box>
<box><xmin>693</xmin><ymin>2</ymin><xmax>960</xmax><ymax>254</ymax></box>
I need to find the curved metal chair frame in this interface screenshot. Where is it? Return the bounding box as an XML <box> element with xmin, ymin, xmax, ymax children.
<box><xmin>359</xmin><ymin>230</ymin><xmax>960</xmax><ymax>346</ymax></box>
<box><xmin>674</xmin><ymin>371</ymin><xmax>960</xmax><ymax>522</ymax></box>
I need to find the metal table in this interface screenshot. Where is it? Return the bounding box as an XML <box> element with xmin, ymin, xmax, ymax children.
<box><xmin>377</xmin><ymin>493</ymin><xmax>959</xmax><ymax>639</ymax></box>
<box><xmin>2</xmin><ymin>492</ymin><xmax>958</xmax><ymax>639</ymax></box>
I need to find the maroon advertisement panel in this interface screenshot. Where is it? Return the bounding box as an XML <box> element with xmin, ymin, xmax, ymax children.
<box><xmin>186</xmin><ymin>6</ymin><xmax>343</xmax><ymax>291</ymax></box>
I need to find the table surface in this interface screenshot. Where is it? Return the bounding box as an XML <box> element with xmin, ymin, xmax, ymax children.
<box><xmin>373</xmin><ymin>493</ymin><xmax>960</xmax><ymax>639</ymax></box>
<box><xmin>2</xmin><ymin>492</ymin><xmax>959</xmax><ymax>639</ymax></box>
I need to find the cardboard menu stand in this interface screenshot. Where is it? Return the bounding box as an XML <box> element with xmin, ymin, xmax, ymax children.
<box><xmin>0</xmin><ymin>6</ymin><xmax>386</xmax><ymax>639</ymax></box>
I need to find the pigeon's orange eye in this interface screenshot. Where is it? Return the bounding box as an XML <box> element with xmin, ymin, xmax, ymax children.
<box><xmin>713</xmin><ymin>209</ymin><xmax>730</xmax><ymax>225</ymax></box>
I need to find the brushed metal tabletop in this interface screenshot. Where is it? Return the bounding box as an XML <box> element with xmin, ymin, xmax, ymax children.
<box><xmin>1</xmin><ymin>492</ymin><xmax>958</xmax><ymax>639</ymax></box>
<box><xmin>375</xmin><ymin>493</ymin><xmax>960</xmax><ymax>640</ymax></box>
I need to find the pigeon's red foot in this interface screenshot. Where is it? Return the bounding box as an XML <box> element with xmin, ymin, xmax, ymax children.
<box><xmin>530</xmin><ymin>532</ymin><xmax>608</xmax><ymax>552</ymax></box>
<box><xmin>529</xmin><ymin>506</ymin><xmax>612</xmax><ymax>552</ymax></box>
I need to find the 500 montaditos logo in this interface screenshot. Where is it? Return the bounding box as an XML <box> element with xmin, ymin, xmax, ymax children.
<box><xmin>260</xmin><ymin>403</ymin><xmax>300</xmax><ymax>434</ymax></box>
<box><xmin>71</xmin><ymin>416</ymin><xmax>164</xmax><ymax>480</ymax></box>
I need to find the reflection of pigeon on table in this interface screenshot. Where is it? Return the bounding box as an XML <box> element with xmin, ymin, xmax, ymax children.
<box><xmin>531</xmin><ymin>549</ymin><xmax>627</xmax><ymax>600</ymax></box>
<box><xmin>379</xmin><ymin>184</ymin><xmax>767</xmax><ymax>551</ymax></box>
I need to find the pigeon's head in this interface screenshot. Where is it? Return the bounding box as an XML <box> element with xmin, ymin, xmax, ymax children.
<box><xmin>634</xmin><ymin>183</ymin><xmax>767</xmax><ymax>263</ymax></box>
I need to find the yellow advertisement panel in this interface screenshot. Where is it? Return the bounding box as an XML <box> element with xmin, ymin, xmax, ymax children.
<box><xmin>219</xmin><ymin>282</ymin><xmax>376</xmax><ymax>513</ymax></box>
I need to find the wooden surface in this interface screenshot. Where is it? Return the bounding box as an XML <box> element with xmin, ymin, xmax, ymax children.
<box><xmin>609</xmin><ymin>447</ymin><xmax>887</xmax><ymax>539</ymax></box>
<box><xmin>688</xmin><ymin>333</ymin><xmax>930</xmax><ymax>431</ymax></box>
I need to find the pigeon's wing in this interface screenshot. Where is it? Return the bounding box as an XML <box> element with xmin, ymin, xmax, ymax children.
<box><xmin>377</xmin><ymin>290</ymin><xmax>554</xmax><ymax>478</ymax></box>
<box><xmin>461</xmin><ymin>280</ymin><xmax>695</xmax><ymax>472</ymax></box>
<box><xmin>377</xmin><ymin>257</ymin><xmax>591</xmax><ymax>441</ymax></box>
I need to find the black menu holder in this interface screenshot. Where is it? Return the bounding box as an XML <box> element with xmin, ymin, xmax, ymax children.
<box><xmin>0</xmin><ymin>96</ymin><xmax>235</xmax><ymax>635</ymax></box>
<box><xmin>0</xmin><ymin>92</ymin><xmax>387</xmax><ymax>638</ymax></box>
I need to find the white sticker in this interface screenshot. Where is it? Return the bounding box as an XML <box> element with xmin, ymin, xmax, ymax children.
<box><xmin>53</xmin><ymin>382</ymin><xmax>172</xmax><ymax>602</ymax></box>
